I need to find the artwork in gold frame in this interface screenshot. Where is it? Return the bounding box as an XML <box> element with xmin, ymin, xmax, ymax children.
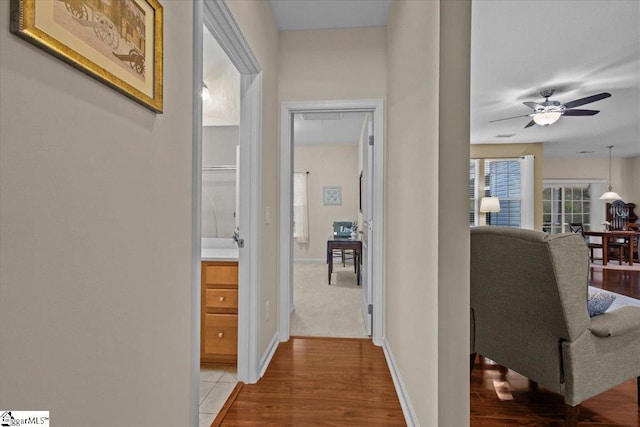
<box><xmin>10</xmin><ymin>0</ymin><xmax>163</xmax><ymax>113</ymax></box>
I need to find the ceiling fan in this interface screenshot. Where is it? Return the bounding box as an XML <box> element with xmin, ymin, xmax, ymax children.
<box><xmin>490</xmin><ymin>89</ymin><xmax>611</xmax><ymax>128</ymax></box>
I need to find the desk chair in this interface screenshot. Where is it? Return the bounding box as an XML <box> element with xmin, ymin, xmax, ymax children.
<box><xmin>332</xmin><ymin>221</ymin><xmax>355</xmax><ymax>267</ymax></box>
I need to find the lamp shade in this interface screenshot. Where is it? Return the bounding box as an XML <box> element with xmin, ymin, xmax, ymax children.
<box><xmin>480</xmin><ymin>197</ymin><xmax>501</xmax><ymax>213</ymax></box>
<box><xmin>533</xmin><ymin>111</ymin><xmax>562</xmax><ymax>126</ymax></box>
<box><xmin>599</xmin><ymin>190</ymin><xmax>622</xmax><ymax>201</ymax></box>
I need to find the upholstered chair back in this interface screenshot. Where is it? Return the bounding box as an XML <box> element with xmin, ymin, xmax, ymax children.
<box><xmin>471</xmin><ymin>227</ymin><xmax>590</xmax><ymax>392</ymax></box>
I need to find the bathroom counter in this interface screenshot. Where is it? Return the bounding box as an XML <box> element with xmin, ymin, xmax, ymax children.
<box><xmin>201</xmin><ymin>238</ymin><xmax>238</xmax><ymax>261</ymax></box>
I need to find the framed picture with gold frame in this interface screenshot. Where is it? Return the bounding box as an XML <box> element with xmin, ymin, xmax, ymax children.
<box><xmin>10</xmin><ymin>0</ymin><xmax>163</xmax><ymax>113</ymax></box>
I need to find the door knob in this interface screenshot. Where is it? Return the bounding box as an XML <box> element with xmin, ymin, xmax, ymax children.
<box><xmin>218</xmin><ymin>332</ymin><xmax>224</xmax><ymax>338</ymax></box>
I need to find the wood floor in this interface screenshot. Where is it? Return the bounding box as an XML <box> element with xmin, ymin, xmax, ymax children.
<box><xmin>213</xmin><ymin>337</ymin><xmax>405</xmax><ymax>426</ymax></box>
<box><xmin>211</xmin><ymin>269</ymin><xmax>640</xmax><ymax>427</ymax></box>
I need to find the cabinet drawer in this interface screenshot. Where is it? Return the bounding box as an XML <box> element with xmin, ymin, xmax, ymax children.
<box><xmin>203</xmin><ymin>314</ymin><xmax>238</xmax><ymax>355</ymax></box>
<box><xmin>206</xmin><ymin>289</ymin><xmax>238</xmax><ymax>310</ymax></box>
<box><xmin>204</xmin><ymin>264</ymin><xmax>238</xmax><ymax>286</ymax></box>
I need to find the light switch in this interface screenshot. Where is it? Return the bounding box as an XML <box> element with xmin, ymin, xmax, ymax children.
<box><xmin>265</xmin><ymin>205</ymin><xmax>271</xmax><ymax>225</ymax></box>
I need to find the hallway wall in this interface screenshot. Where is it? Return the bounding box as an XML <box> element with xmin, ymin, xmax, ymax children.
<box><xmin>226</xmin><ymin>0</ymin><xmax>281</xmax><ymax>357</ymax></box>
<box><xmin>293</xmin><ymin>144</ymin><xmax>359</xmax><ymax>260</ymax></box>
<box><xmin>0</xmin><ymin>2</ymin><xmax>195</xmax><ymax>425</ymax></box>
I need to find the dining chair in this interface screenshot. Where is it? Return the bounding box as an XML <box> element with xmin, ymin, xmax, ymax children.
<box><xmin>627</xmin><ymin>223</ymin><xmax>639</xmax><ymax>263</ymax></box>
<box><xmin>569</xmin><ymin>223</ymin><xmax>601</xmax><ymax>263</ymax></box>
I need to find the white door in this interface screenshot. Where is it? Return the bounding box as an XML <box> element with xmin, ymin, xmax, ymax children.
<box><xmin>360</xmin><ymin>114</ymin><xmax>374</xmax><ymax>336</ymax></box>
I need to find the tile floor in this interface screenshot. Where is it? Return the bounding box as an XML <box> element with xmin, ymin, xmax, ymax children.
<box><xmin>199</xmin><ymin>364</ymin><xmax>237</xmax><ymax>427</ymax></box>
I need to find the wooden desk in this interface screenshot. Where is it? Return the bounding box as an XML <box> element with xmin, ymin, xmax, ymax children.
<box><xmin>584</xmin><ymin>230</ymin><xmax>639</xmax><ymax>266</ymax></box>
<box><xmin>326</xmin><ymin>238</ymin><xmax>362</xmax><ymax>285</ymax></box>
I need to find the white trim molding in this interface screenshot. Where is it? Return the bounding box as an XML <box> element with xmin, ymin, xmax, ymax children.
<box><xmin>382</xmin><ymin>338</ymin><xmax>418</xmax><ymax>427</ymax></box>
<box><xmin>260</xmin><ymin>332</ymin><xmax>280</xmax><ymax>377</ymax></box>
<box><xmin>279</xmin><ymin>99</ymin><xmax>384</xmax><ymax>346</ymax></box>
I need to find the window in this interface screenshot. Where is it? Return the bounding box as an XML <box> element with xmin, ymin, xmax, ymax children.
<box><xmin>470</xmin><ymin>156</ymin><xmax>534</xmax><ymax>228</ymax></box>
<box><xmin>542</xmin><ymin>180</ymin><xmax>605</xmax><ymax>234</ymax></box>
<box><xmin>485</xmin><ymin>160</ymin><xmax>521</xmax><ymax>227</ymax></box>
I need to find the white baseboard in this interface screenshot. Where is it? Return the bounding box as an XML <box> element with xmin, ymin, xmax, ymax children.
<box><xmin>293</xmin><ymin>258</ymin><xmax>325</xmax><ymax>263</ymax></box>
<box><xmin>260</xmin><ymin>332</ymin><xmax>280</xmax><ymax>377</ymax></box>
<box><xmin>382</xmin><ymin>337</ymin><xmax>418</xmax><ymax>427</ymax></box>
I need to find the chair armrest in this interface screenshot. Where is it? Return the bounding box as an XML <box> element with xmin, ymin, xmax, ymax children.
<box><xmin>588</xmin><ymin>306</ymin><xmax>640</xmax><ymax>337</ymax></box>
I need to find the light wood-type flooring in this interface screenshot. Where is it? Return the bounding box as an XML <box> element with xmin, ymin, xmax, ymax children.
<box><xmin>210</xmin><ymin>268</ymin><xmax>640</xmax><ymax>426</ymax></box>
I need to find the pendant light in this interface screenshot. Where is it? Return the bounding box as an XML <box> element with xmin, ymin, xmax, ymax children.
<box><xmin>599</xmin><ymin>145</ymin><xmax>622</xmax><ymax>201</ymax></box>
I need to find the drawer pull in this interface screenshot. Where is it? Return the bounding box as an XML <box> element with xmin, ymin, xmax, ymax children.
<box><xmin>219</xmin><ymin>296</ymin><xmax>225</xmax><ymax>302</ymax></box>
<box><xmin>218</xmin><ymin>332</ymin><xmax>224</xmax><ymax>338</ymax></box>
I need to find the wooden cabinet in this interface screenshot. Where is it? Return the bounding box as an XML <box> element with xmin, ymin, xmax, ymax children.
<box><xmin>201</xmin><ymin>261</ymin><xmax>238</xmax><ymax>364</ymax></box>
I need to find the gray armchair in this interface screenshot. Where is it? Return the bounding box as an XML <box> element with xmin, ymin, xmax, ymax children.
<box><xmin>470</xmin><ymin>226</ymin><xmax>640</xmax><ymax>426</ymax></box>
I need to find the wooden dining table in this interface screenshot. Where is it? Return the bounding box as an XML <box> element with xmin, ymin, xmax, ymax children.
<box><xmin>583</xmin><ymin>230</ymin><xmax>639</xmax><ymax>266</ymax></box>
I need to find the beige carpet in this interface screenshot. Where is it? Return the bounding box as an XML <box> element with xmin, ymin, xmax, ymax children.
<box><xmin>290</xmin><ymin>261</ymin><xmax>369</xmax><ymax>338</ymax></box>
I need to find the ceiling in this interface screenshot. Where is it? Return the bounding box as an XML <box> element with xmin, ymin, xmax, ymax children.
<box><xmin>293</xmin><ymin>112</ymin><xmax>368</xmax><ymax>145</ymax></box>
<box><xmin>202</xmin><ymin>26</ymin><xmax>240</xmax><ymax>126</ymax></box>
<box><xmin>471</xmin><ymin>0</ymin><xmax>640</xmax><ymax>159</ymax></box>
<box><xmin>269</xmin><ymin>0</ymin><xmax>640</xmax><ymax>159</ymax></box>
<box><xmin>269</xmin><ymin>0</ymin><xmax>391</xmax><ymax>31</ymax></box>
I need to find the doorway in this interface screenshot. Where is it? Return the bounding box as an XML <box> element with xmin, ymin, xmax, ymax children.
<box><xmin>290</xmin><ymin>111</ymin><xmax>371</xmax><ymax>338</ymax></box>
<box><xmin>279</xmin><ymin>100</ymin><xmax>384</xmax><ymax>346</ymax></box>
<box><xmin>193</xmin><ymin>4</ymin><xmax>263</xmax><ymax>424</ymax></box>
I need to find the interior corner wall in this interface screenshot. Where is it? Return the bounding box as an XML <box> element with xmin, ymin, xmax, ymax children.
<box><xmin>293</xmin><ymin>144</ymin><xmax>359</xmax><ymax>260</ymax></box>
<box><xmin>386</xmin><ymin>0</ymin><xmax>441</xmax><ymax>424</ymax></box>
<box><xmin>470</xmin><ymin>143</ymin><xmax>544</xmax><ymax>230</ymax></box>
<box><xmin>225</xmin><ymin>0</ymin><xmax>280</xmax><ymax>357</ymax></box>
<box><xmin>0</xmin><ymin>2</ymin><xmax>194</xmax><ymax>425</ymax></box>
<box><xmin>438</xmin><ymin>1</ymin><xmax>472</xmax><ymax>426</ymax></box>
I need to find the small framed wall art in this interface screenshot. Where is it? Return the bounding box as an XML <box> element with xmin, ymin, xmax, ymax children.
<box><xmin>10</xmin><ymin>0</ymin><xmax>164</xmax><ymax>112</ymax></box>
<box><xmin>323</xmin><ymin>186</ymin><xmax>342</xmax><ymax>205</ymax></box>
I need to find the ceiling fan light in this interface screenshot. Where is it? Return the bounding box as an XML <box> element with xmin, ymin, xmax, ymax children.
<box><xmin>600</xmin><ymin>190</ymin><xmax>622</xmax><ymax>201</ymax></box>
<box><xmin>533</xmin><ymin>111</ymin><xmax>562</xmax><ymax>126</ymax></box>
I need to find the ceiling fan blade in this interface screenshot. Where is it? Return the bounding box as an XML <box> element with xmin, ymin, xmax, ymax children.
<box><xmin>489</xmin><ymin>114</ymin><xmax>531</xmax><ymax>123</ymax></box>
<box><xmin>523</xmin><ymin>102</ymin><xmax>543</xmax><ymax>110</ymax></box>
<box><xmin>563</xmin><ymin>92</ymin><xmax>611</xmax><ymax>109</ymax></box>
<box><xmin>562</xmin><ymin>109</ymin><xmax>600</xmax><ymax>116</ymax></box>
<box><xmin>524</xmin><ymin>120</ymin><xmax>536</xmax><ymax>128</ymax></box>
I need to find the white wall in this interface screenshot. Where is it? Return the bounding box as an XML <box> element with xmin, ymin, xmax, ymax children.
<box><xmin>278</xmin><ymin>27</ymin><xmax>387</xmax><ymax>102</ymax></box>
<box><xmin>386</xmin><ymin>1</ymin><xmax>441</xmax><ymax>423</ymax></box>
<box><xmin>386</xmin><ymin>0</ymin><xmax>471</xmax><ymax>425</ymax></box>
<box><xmin>544</xmin><ymin>156</ymin><xmax>638</xmax><ymax>206</ymax></box>
<box><xmin>293</xmin><ymin>144</ymin><xmax>359</xmax><ymax>260</ymax></box>
<box><xmin>438</xmin><ymin>1</ymin><xmax>472</xmax><ymax>424</ymax></box>
<box><xmin>0</xmin><ymin>2</ymin><xmax>195</xmax><ymax>425</ymax></box>
<box><xmin>225</xmin><ymin>0</ymin><xmax>280</xmax><ymax>357</ymax></box>
<box><xmin>621</xmin><ymin>156</ymin><xmax>640</xmax><ymax>206</ymax></box>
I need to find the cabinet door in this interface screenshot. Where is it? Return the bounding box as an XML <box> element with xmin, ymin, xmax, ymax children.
<box><xmin>203</xmin><ymin>314</ymin><xmax>238</xmax><ymax>356</ymax></box>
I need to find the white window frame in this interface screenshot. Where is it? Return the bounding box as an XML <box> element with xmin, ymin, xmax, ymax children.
<box><xmin>543</xmin><ymin>179</ymin><xmax>606</xmax><ymax>233</ymax></box>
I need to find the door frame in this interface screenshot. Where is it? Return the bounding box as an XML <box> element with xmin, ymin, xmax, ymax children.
<box><xmin>278</xmin><ymin>99</ymin><xmax>384</xmax><ymax>346</ymax></box>
<box><xmin>192</xmin><ymin>2</ymin><xmax>263</xmax><ymax>422</ymax></box>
